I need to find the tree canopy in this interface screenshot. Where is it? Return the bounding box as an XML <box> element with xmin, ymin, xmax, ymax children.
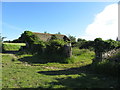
<box><xmin>19</xmin><ymin>31</ymin><xmax>40</xmax><ymax>44</ymax></box>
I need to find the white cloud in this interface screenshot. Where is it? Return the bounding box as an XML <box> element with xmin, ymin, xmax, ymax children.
<box><xmin>80</xmin><ymin>4</ymin><xmax>118</xmax><ymax>40</ymax></box>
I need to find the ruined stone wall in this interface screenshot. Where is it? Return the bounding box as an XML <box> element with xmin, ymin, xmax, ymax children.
<box><xmin>102</xmin><ymin>48</ymin><xmax>120</xmax><ymax>60</ymax></box>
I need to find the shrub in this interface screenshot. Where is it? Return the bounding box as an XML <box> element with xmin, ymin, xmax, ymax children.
<box><xmin>31</xmin><ymin>41</ymin><xmax>46</xmax><ymax>54</ymax></box>
<box><xmin>19</xmin><ymin>31</ymin><xmax>40</xmax><ymax>45</ymax></box>
<box><xmin>17</xmin><ymin>38</ymin><xmax>69</xmax><ymax>63</ymax></box>
<box><xmin>46</xmin><ymin>39</ymin><xmax>66</xmax><ymax>55</ymax></box>
<box><xmin>18</xmin><ymin>31</ymin><xmax>47</xmax><ymax>54</ymax></box>
<box><xmin>44</xmin><ymin>39</ymin><xmax>67</xmax><ymax>62</ymax></box>
<box><xmin>105</xmin><ymin>39</ymin><xmax>120</xmax><ymax>49</ymax></box>
<box><xmin>79</xmin><ymin>41</ymin><xmax>94</xmax><ymax>51</ymax></box>
<box><xmin>91</xmin><ymin>60</ymin><xmax>120</xmax><ymax>77</ymax></box>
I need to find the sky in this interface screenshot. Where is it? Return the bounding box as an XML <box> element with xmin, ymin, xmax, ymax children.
<box><xmin>2</xmin><ymin>2</ymin><xmax>118</xmax><ymax>41</ymax></box>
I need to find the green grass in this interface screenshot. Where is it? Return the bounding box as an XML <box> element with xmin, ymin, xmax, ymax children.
<box><xmin>91</xmin><ymin>50</ymin><xmax>120</xmax><ymax>77</ymax></box>
<box><xmin>16</xmin><ymin>48</ymin><xmax>94</xmax><ymax>65</ymax></box>
<box><xmin>2</xmin><ymin>43</ymin><xmax>26</xmax><ymax>51</ymax></box>
<box><xmin>65</xmin><ymin>48</ymin><xmax>95</xmax><ymax>63</ymax></box>
<box><xmin>2</xmin><ymin>53</ymin><xmax>119</xmax><ymax>88</ymax></box>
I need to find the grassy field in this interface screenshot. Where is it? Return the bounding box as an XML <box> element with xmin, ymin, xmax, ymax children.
<box><xmin>2</xmin><ymin>48</ymin><xmax>119</xmax><ymax>88</ymax></box>
<box><xmin>2</xmin><ymin>43</ymin><xmax>26</xmax><ymax>51</ymax></box>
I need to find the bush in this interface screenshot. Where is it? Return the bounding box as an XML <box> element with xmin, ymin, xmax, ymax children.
<box><xmin>43</xmin><ymin>39</ymin><xmax>67</xmax><ymax>62</ymax></box>
<box><xmin>78</xmin><ymin>41</ymin><xmax>94</xmax><ymax>52</ymax></box>
<box><xmin>17</xmin><ymin>38</ymin><xmax>68</xmax><ymax>63</ymax></box>
<box><xmin>19</xmin><ymin>31</ymin><xmax>40</xmax><ymax>45</ymax></box>
<box><xmin>91</xmin><ymin>60</ymin><xmax>120</xmax><ymax>77</ymax></box>
<box><xmin>105</xmin><ymin>39</ymin><xmax>120</xmax><ymax>49</ymax></box>
<box><xmin>46</xmin><ymin>39</ymin><xmax>66</xmax><ymax>55</ymax></box>
<box><xmin>18</xmin><ymin>31</ymin><xmax>47</xmax><ymax>54</ymax></box>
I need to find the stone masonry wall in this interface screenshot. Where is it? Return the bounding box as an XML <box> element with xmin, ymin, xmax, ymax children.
<box><xmin>102</xmin><ymin>48</ymin><xmax>120</xmax><ymax>60</ymax></box>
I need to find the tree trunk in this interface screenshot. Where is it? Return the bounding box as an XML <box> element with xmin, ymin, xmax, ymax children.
<box><xmin>94</xmin><ymin>51</ymin><xmax>102</xmax><ymax>62</ymax></box>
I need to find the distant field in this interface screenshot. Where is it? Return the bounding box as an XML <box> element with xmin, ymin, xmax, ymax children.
<box><xmin>2</xmin><ymin>43</ymin><xmax>26</xmax><ymax>51</ymax></box>
<box><xmin>3</xmin><ymin>43</ymin><xmax>26</xmax><ymax>45</ymax></box>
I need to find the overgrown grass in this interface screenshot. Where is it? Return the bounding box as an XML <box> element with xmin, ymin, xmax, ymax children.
<box><xmin>91</xmin><ymin>50</ymin><xmax>120</xmax><ymax>77</ymax></box>
<box><xmin>2</xmin><ymin>43</ymin><xmax>26</xmax><ymax>51</ymax></box>
<box><xmin>2</xmin><ymin>46</ymin><xmax>119</xmax><ymax>88</ymax></box>
<box><xmin>16</xmin><ymin>47</ymin><xmax>95</xmax><ymax>64</ymax></box>
<box><xmin>91</xmin><ymin>60</ymin><xmax>120</xmax><ymax>77</ymax></box>
<box><xmin>65</xmin><ymin>48</ymin><xmax>95</xmax><ymax>64</ymax></box>
<box><xmin>2</xmin><ymin>54</ymin><xmax>118</xmax><ymax>88</ymax></box>
<box><xmin>2</xmin><ymin>54</ymin><xmax>55</xmax><ymax>88</ymax></box>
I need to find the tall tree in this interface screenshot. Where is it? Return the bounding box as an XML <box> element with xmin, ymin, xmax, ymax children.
<box><xmin>44</xmin><ymin>31</ymin><xmax>47</xmax><ymax>33</ymax></box>
<box><xmin>56</xmin><ymin>32</ymin><xmax>61</xmax><ymax>34</ymax></box>
<box><xmin>0</xmin><ymin>33</ymin><xmax>6</xmax><ymax>42</ymax></box>
<box><xmin>19</xmin><ymin>31</ymin><xmax>40</xmax><ymax>47</ymax></box>
<box><xmin>68</xmin><ymin>35</ymin><xmax>76</xmax><ymax>47</ymax></box>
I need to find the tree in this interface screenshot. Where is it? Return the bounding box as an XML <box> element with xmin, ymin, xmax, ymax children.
<box><xmin>93</xmin><ymin>38</ymin><xmax>104</xmax><ymax>62</ymax></box>
<box><xmin>0</xmin><ymin>34</ymin><xmax>7</xmax><ymax>52</ymax></box>
<box><xmin>2</xmin><ymin>37</ymin><xmax>6</xmax><ymax>41</ymax></box>
<box><xmin>18</xmin><ymin>31</ymin><xmax>46</xmax><ymax>54</ymax></box>
<box><xmin>19</xmin><ymin>31</ymin><xmax>40</xmax><ymax>47</ymax></box>
<box><xmin>12</xmin><ymin>39</ymin><xmax>23</xmax><ymax>43</ymax></box>
<box><xmin>75</xmin><ymin>38</ymin><xmax>87</xmax><ymax>48</ymax></box>
<box><xmin>68</xmin><ymin>35</ymin><xmax>76</xmax><ymax>47</ymax></box>
<box><xmin>77</xmin><ymin>38</ymin><xmax>86</xmax><ymax>42</ymax></box>
<box><xmin>56</xmin><ymin>32</ymin><xmax>61</xmax><ymax>34</ymax></box>
<box><xmin>68</xmin><ymin>35</ymin><xmax>76</xmax><ymax>42</ymax></box>
<box><xmin>44</xmin><ymin>31</ymin><xmax>47</xmax><ymax>33</ymax></box>
<box><xmin>79</xmin><ymin>40</ymin><xmax>94</xmax><ymax>50</ymax></box>
<box><xmin>0</xmin><ymin>33</ymin><xmax>2</xmax><ymax>43</ymax></box>
<box><xmin>0</xmin><ymin>33</ymin><xmax>7</xmax><ymax>42</ymax></box>
<box><xmin>93</xmin><ymin>38</ymin><xmax>119</xmax><ymax>62</ymax></box>
<box><xmin>0</xmin><ymin>33</ymin><xmax>2</xmax><ymax>52</ymax></box>
<box><xmin>105</xmin><ymin>39</ymin><xmax>119</xmax><ymax>49</ymax></box>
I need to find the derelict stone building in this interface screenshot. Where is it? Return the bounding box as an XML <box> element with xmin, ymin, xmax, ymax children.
<box><xmin>33</xmin><ymin>32</ymin><xmax>72</xmax><ymax>57</ymax></box>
